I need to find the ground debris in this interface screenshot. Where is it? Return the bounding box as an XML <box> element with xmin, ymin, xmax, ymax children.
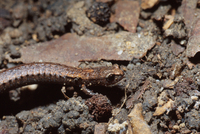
<box><xmin>85</xmin><ymin>94</ymin><xmax>112</xmax><ymax>120</ymax></box>
<box><xmin>164</xmin><ymin>15</ymin><xmax>187</xmax><ymax>39</ymax></box>
<box><xmin>126</xmin><ymin>79</ymin><xmax>150</xmax><ymax>109</ymax></box>
<box><xmin>153</xmin><ymin>90</ymin><xmax>175</xmax><ymax>116</ymax></box>
<box><xmin>152</xmin><ymin>4</ymin><xmax>171</xmax><ymax>21</ymax></box>
<box><xmin>180</xmin><ymin>0</ymin><xmax>198</xmax><ymax>35</ymax></box>
<box><xmin>174</xmin><ymin>77</ymin><xmax>197</xmax><ymax>96</ymax></box>
<box><xmin>0</xmin><ymin>116</ymin><xmax>19</xmax><ymax>134</ymax></box>
<box><xmin>13</xmin><ymin>97</ymin><xmax>97</xmax><ymax>133</ymax></box>
<box><xmin>94</xmin><ymin>123</ymin><xmax>107</xmax><ymax>134</ymax></box>
<box><xmin>170</xmin><ymin>40</ymin><xmax>185</xmax><ymax>56</ymax></box>
<box><xmin>108</xmin><ymin>119</ymin><xmax>128</xmax><ymax>133</ymax></box>
<box><xmin>141</xmin><ymin>0</ymin><xmax>159</xmax><ymax>10</ymax></box>
<box><xmin>128</xmin><ymin>103</ymin><xmax>152</xmax><ymax>134</ymax></box>
<box><xmin>186</xmin><ymin>18</ymin><xmax>200</xmax><ymax>58</ymax></box>
<box><xmin>153</xmin><ymin>99</ymin><xmax>175</xmax><ymax>116</ymax></box>
<box><xmin>67</xmin><ymin>1</ymin><xmax>107</xmax><ymax>36</ymax></box>
<box><xmin>1</xmin><ymin>0</ymin><xmax>200</xmax><ymax>133</ymax></box>
<box><xmin>111</xmin><ymin>0</ymin><xmax>140</xmax><ymax>33</ymax></box>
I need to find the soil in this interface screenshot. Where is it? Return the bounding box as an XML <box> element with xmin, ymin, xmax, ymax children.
<box><xmin>0</xmin><ymin>0</ymin><xmax>199</xmax><ymax>133</ymax></box>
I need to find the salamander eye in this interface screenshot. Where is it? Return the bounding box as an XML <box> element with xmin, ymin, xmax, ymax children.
<box><xmin>106</xmin><ymin>74</ymin><xmax>115</xmax><ymax>82</ymax></box>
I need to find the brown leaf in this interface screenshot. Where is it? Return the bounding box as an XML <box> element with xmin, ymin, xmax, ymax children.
<box><xmin>180</xmin><ymin>0</ymin><xmax>198</xmax><ymax>35</ymax></box>
<box><xmin>141</xmin><ymin>0</ymin><xmax>159</xmax><ymax>10</ymax></box>
<box><xmin>153</xmin><ymin>90</ymin><xmax>175</xmax><ymax>116</ymax></box>
<box><xmin>171</xmin><ymin>41</ymin><xmax>185</xmax><ymax>56</ymax></box>
<box><xmin>5</xmin><ymin>32</ymin><xmax>156</xmax><ymax>67</ymax></box>
<box><xmin>128</xmin><ymin>103</ymin><xmax>152</xmax><ymax>134</ymax></box>
<box><xmin>112</xmin><ymin>1</ymin><xmax>140</xmax><ymax>33</ymax></box>
<box><xmin>153</xmin><ymin>99</ymin><xmax>175</xmax><ymax>116</ymax></box>
<box><xmin>186</xmin><ymin>18</ymin><xmax>200</xmax><ymax>58</ymax></box>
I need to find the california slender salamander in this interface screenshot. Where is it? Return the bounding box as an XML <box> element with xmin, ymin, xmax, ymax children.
<box><xmin>0</xmin><ymin>62</ymin><xmax>124</xmax><ymax>93</ymax></box>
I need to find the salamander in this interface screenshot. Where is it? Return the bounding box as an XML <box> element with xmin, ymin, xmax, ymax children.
<box><xmin>0</xmin><ymin>62</ymin><xmax>124</xmax><ymax>93</ymax></box>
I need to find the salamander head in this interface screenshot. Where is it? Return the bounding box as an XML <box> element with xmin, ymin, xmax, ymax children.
<box><xmin>99</xmin><ymin>64</ymin><xmax>124</xmax><ymax>86</ymax></box>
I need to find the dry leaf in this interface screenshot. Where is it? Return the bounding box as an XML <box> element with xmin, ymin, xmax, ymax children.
<box><xmin>128</xmin><ymin>103</ymin><xmax>152</xmax><ymax>134</ymax></box>
<box><xmin>153</xmin><ymin>99</ymin><xmax>175</xmax><ymax>116</ymax></box>
<box><xmin>5</xmin><ymin>32</ymin><xmax>156</xmax><ymax>67</ymax></box>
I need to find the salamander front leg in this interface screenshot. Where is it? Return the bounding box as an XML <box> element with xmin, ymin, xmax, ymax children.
<box><xmin>80</xmin><ymin>84</ymin><xmax>97</xmax><ymax>96</ymax></box>
<box><xmin>61</xmin><ymin>83</ymin><xmax>70</xmax><ymax>99</ymax></box>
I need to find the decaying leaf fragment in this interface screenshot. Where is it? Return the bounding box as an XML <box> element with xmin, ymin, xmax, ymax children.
<box><xmin>5</xmin><ymin>32</ymin><xmax>156</xmax><ymax>67</ymax></box>
<box><xmin>180</xmin><ymin>0</ymin><xmax>198</xmax><ymax>34</ymax></box>
<box><xmin>112</xmin><ymin>0</ymin><xmax>140</xmax><ymax>33</ymax></box>
<box><xmin>186</xmin><ymin>18</ymin><xmax>200</xmax><ymax>58</ymax></box>
<box><xmin>153</xmin><ymin>99</ymin><xmax>175</xmax><ymax>116</ymax></box>
<box><xmin>128</xmin><ymin>103</ymin><xmax>152</xmax><ymax>134</ymax></box>
<box><xmin>141</xmin><ymin>0</ymin><xmax>159</xmax><ymax>10</ymax></box>
<box><xmin>153</xmin><ymin>91</ymin><xmax>175</xmax><ymax>116</ymax></box>
<box><xmin>108</xmin><ymin>119</ymin><xmax>128</xmax><ymax>133</ymax></box>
